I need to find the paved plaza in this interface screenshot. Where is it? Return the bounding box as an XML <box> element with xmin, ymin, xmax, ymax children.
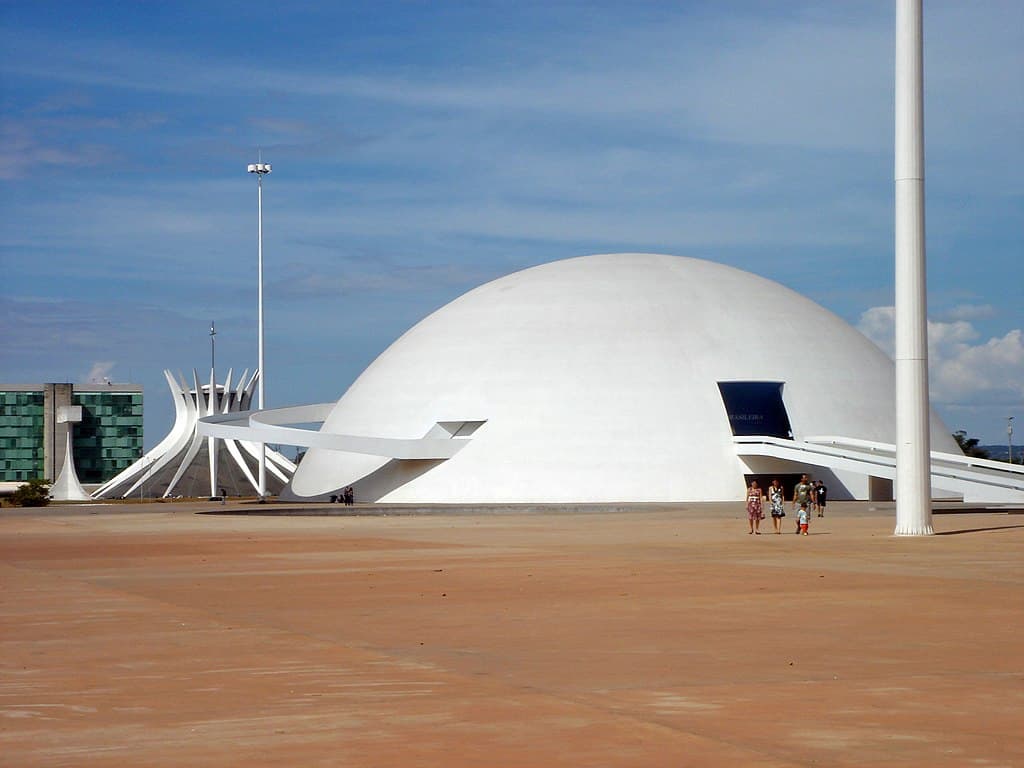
<box><xmin>1</xmin><ymin>500</ymin><xmax>1022</xmax><ymax>766</ymax></box>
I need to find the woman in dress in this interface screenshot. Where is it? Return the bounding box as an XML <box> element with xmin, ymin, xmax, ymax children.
<box><xmin>768</xmin><ymin>478</ymin><xmax>786</xmax><ymax>534</ymax></box>
<box><xmin>746</xmin><ymin>480</ymin><xmax>765</xmax><ymax>534</ymax></box>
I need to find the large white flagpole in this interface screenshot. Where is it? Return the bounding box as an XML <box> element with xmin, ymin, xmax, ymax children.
<box><xmin>894</xmin><ymin>0</ymin><xmax>933</xmax><ymax>535</ymax></box>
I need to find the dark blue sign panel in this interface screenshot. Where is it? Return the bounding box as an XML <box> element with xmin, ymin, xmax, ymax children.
<box><xmin>717</xmin><ymin>381</ymin><xmax>793</xmax><ymax>438</ymax></box>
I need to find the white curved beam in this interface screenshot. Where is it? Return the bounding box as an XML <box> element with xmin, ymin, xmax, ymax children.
<box><xmin>222</xmin><ymin>367</ymin><xmax>234</xmax><ymax>413</ymax></box>
<box><xmin>94</xmin><ymin>369</ymin><xmax>193</xmax><ymax>498</ymax></box>
<box><xmin>223</xmin><ymin>437</ymin><xmax>260</xmax><ymax>493</ymax></box>
<box><xmin>119</xmin><ymin>371</ymin><xmax>197</xmax><ymax>498</ymax></box>
<box><xmin>198</xmin><ymin>404</ymin><xmax>471</xmax><ymax>460</ymax></box>
<box><xmin>235</xmin><ymin>368</ymin><xmax>250</xmax><ymax>408</ymax></box>
<box><xmin>161</xmin><ymin>370</ymin><xmax>209</xmax><ymax>497</ymax></box>
<box><xmin>243</xmin><ymin>369</ymin><xmax>259</xmax><ymax>409</ymax></box>
<box><xmin>266</xmin><ymin>448</ymin><xmax>298</xmax><ymax>474</ymax></box>
<box><xmin>238</xmin><ymin>440</ymin><xmax>292</xmax><ymax>483</ymax></box>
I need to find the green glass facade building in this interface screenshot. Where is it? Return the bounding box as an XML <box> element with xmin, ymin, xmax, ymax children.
<box><xmin>0</xmin><ymin>384</ymin><xmax>143</xmax><ymax>484</ymax></box>
<box><xmin>0</xmin><ymin>389</ymin><xmax>45</xmax><ymax>482</ymax></box>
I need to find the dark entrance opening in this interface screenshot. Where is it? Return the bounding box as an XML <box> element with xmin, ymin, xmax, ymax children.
<box><xmin>718</xmin><ymin>381</ymin><xmax>793</xmax><ymax>439</ymax></box>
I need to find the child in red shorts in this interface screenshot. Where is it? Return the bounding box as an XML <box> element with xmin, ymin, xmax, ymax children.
<box><xmin>798</xmin><ymin>502</ymin><xmax>810</xmax><ymax>535</ymax></box>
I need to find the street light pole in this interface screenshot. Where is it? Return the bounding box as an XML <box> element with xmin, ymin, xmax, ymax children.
<box><xmin>248</xmin><ymin>157</ymin><xmax>271</xmax><ymax>500</ymax></box>
<box><xmin>1009</xmin><ymin>416</ymin><xmax>1015</xmax><ymax>464</ymax></box>
<box><xmin>209</xmin><ymin>320</ymin><xmax>218</xmax><ymax>499</ymax></box>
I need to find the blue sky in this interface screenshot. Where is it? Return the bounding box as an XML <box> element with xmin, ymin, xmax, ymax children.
<box><xmin>1</xmin><ymin>1</ymin><xmax>1021</xmax><ymax>449</ymax></box>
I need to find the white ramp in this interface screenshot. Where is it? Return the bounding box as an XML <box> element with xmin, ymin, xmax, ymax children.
<box><xmin>734</xmin><ymin>435</ymin><xmax>1024</xmax><ymax>504</ymax></box>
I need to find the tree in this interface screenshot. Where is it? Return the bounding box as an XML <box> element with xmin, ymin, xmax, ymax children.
<box><xmin>952</xmin><ymin>430</ymin><xmax>990</xmax><ymax>459</ymax></box>
<box><xmin>12</xmin><ymin>478</ymin><xmax>51</xmax><ymax>507</ymax></box>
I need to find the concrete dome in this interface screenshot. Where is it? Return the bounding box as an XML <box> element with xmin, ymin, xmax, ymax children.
<box><xmin>286</xmin><ymin>253</ymin><xmax>957</xmax><ymax>502</ymax></box>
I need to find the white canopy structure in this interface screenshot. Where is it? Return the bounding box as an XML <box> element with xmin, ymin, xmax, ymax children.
<box><xmin>94</xmin><ymin>369</ymin><xmax>295</xmax><ymax>499</ymax></box>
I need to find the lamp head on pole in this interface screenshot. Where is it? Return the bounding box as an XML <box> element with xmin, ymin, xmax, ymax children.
<box><xmin>247</xmin><ymin>162</ymin><xmax>272</xmax><ymax>175</ymax></box>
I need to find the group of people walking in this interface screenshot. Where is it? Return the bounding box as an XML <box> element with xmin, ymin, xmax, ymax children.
<box><xmin>329</xmin><ymin>486</ymin><xmax>355</xmax><ymax>505</ymax></box>
<box><xmin>745</xmin><ymin>474</ymin><xmax>826</xmax><ymax>535</ymax></box>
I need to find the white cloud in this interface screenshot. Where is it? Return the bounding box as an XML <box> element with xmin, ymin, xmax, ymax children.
<box><xmin>856</xmin><ymin>306</ymin><xmax>897</xmax><ymax>354</ymax></box>
<box><xmin>942</xmin><ymin>304</ymin><xmax>995</xmax><ymax>322</ymax></box>
<box><xmin>6</xmin><ymin>2</ymin><xmax>1018</xmax><ymax>157</ymax></box>
<box><xmin>273</xmin><ymin>262</ymin><xmax>502</xmax><ymax>299</ymax></box>
<box><xmin>0</xmin><ymin>117</ymin><xmax>118</xmax><ymax>180</ymax></box>
<box><xmin>84</xmin><ymin>361</ymin><xmax>116</xmax><ymax>383</ymax></box>
<box><xmin>856</xmin><ymin>306</ymin><xmax>1024</xmax><ymax>404</ymax></box>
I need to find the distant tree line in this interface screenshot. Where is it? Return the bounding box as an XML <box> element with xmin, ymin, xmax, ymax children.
<box><xmin>952</xmin><ymin>430</ymin><xmax>990</xmax><ymax>459</ymax></box>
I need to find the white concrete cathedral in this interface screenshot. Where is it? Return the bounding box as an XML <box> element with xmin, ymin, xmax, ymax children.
<box><xmin>268</xmin><ymin>253</ymin><xmax>982</xmax><ymax>503</ymax></box>
<box><xmin>94</xmin><ymin>369</ymin><xmax>295</xmax><ymax>499</ymax></box>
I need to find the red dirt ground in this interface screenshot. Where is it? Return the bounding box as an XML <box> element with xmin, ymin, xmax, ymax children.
<box><xmin>1</xmin><ymin>501</ymin><xmax>1022</xmax><ymax>767</ymax></box>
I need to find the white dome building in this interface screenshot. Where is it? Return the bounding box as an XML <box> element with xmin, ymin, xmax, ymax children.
<box><xmin>283</xmin><ymin>253</ymin><xmax>960</xmax><ymax>503</ymax></box>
